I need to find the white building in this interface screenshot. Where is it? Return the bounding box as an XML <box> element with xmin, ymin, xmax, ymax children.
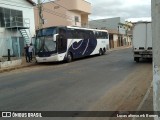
<box><xmin>0</xmin><ymin>0</ymin><xmax>35</xmax><ymax>58</ymax></box>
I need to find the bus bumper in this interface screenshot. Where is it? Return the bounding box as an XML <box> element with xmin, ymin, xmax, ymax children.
<box><xmin>35</xmin><ymin>53</ymin><xmax>66</xmax><ymax>63</ymax></box>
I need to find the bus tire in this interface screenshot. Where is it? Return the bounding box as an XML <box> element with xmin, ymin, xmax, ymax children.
<box><xmin>102</xmin><ymin>48</ymin><xmax>106</xmax><ymax>55</ymax></box>
<box><xmin>99</xmin><ymin>49</ymin><xmax>103</xmax><ymax>56</ymax></box>
<box><xmin>134</xmin><ymin>57</ymin><xmax>139</xmax><ymax>63</ymax></box>
<box><xmin>66</xmin><ymin>52</ymin><xmax>72</xmax><ymax>63</ymax></box>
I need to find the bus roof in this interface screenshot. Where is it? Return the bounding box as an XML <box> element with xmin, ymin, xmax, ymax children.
<box><xmin>38</xmin><ymin>26</ymin><xmax>108</xmax><ymax>33</ymax></box>
<box><xmin>66</xmin><ymin>26</ymin><xmax>108</xmax><ymax>32</ymax></box>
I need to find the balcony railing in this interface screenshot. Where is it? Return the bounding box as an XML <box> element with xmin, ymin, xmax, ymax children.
<box><xmin>4</xmin><ymin>17</ymin><xmax>30</xmax><ymax>28</ymax></box>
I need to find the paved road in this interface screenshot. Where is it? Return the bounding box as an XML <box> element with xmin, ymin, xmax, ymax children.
<box><xmin>0</xmin><ymin>48</ymin><xmax>152</xmax><ymax>120</ymax></box>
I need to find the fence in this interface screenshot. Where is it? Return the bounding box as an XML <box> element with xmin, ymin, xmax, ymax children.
<box><xmin>4</xmin><ymin>17</ymin><xmax>30</xmax><ymax>28</ymax></box>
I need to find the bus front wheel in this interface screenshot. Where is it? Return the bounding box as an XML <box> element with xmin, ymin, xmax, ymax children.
<box><xmin>99</xmin><ymin>49</ymin><xmax>103</xmax><ymax>56</ymax></box>
<box><xmin>66</xmin><ymin>52</ymin><xmax>72</xmax><ymax>63</ymax></box>
<box><xmin>102</xmin><ymin>48</ymin><xmax>106</xmax><ymax>55</ymax></box>
<box><xmin>134</xmin><ymin>57</ymin><xmax>139</xmax><ymax>63</ymax></box>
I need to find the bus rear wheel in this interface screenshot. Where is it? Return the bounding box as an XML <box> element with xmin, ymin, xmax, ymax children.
<box><xmin>66</xmin><ymin>52</ymin><xmax>72</xmax><ymax>63</ymax></box>
<box><xmin>102</xmin><ymin>48</ymin><xmax>106</xmax><ymax>55</ymax></box>
<box><xmin>134</xmin><ymin>57</ymin><xmax>139</xmax><ymax>63</ymax></box>
<box><xmin>99</xmin><ymin>49</ymin><xmax>103</xmax><ymax>56</ymax></box>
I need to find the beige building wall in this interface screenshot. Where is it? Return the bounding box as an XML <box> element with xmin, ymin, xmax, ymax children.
<box><xmin>34</xmin><ymin>0</ymin><xmax>91</xmax><ymax>30</ymax></box>
<box><xmin>127</xmin><ymin>36</ymin><xmax>132</xmax><ymax>45</ymax></box>
<box><xmin>108</xmin><ymin>29</ymin><xmax>119</xmax><ymax>48</ymax></box>
<box><xmin>113</xmin><ymin>34</ymin><xmax>118</xmax><ymax>48</ymax></box>
<box><xmin>56</xmin><ymin>0</ymin><xmax>91</xmax><ymax>14</ymax></box>
<box><xmin>67</xmin><ymin>11</ymin><xmax>82</xmax><ymax>26</ymax></box>
<box><xmin>81</xmin><ymin>14</ymin><xmax>89</xmax><ymax>27</ymax></box>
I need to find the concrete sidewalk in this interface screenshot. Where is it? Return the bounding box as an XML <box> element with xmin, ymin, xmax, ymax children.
<box><xmin>132</xmin><ymin>83</ymin><xmax>154</xmax><ymax>120</ymax></box>
<box><xmin>109</xmin><ymin>46</ymin><xmax>132</xmax><ymax>52</ymax></box>
<box><xmin>0</xmin><ymin>57</ymin><xmax>37</xmax><ymax>73</ymax></box>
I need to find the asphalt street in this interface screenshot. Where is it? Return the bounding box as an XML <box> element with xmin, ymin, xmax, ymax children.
<box><xmin>0</xmin><ymin>48</ymin><xmax>152</xmax><ymax>120</ymax></box>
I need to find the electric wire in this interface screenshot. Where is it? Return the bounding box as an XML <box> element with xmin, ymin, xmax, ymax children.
<box><xmin>48</xmin><ymin>0</ymin><xmax>69</xmax><ymax>11</ymax></box>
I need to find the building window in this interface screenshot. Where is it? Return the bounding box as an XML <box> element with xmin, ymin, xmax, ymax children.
<box><xmin>75</xmin><ymin>16</ymin><xmax>79</xmax><ymax>22</ymax></box>
<box><xmin>0</xmin><ymin>7</ymin><xmax>23</xmax><ymax>27</ymax></box>
<box><xmin>0</xmin><ymin>7</ymin><xmax>4</xmax><ymax>27</ymax></box>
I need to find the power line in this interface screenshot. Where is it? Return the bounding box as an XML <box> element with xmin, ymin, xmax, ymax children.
<box><xmin>48</xmin><ymin>0</ymin><xmax>92</xmax><ymax>26</ymax></box>
<box><xmin>35</xmin><ymin>0</ymin><xmax>75</xmax><ymax>22</ymax></box>
<box><xmin>35</xmin><ymin>0</ymin><xmax>74</xmax><ymax>22</ymax></box>
<box><xmin>48</xmin><ymin>0</ymin><xmax>69</xmax><ymax>11</ymax></box>
<box><xmin>47</xmin><ymin>0</ymin><xmax>73</xmax><ymax>20</ymax></box>
<box><xmin>34</xmin><ymin>0</ymin><xmax>90</xmax><ymax>28</ymax></box>
<box><xmin>0</xmin><ymin>0</ymin><xmax>89</xmax><ymax>27</ymax></box>
<box><xmin>46</xmin><ymin>0</ymin><xmax>89</xmax><ymax>26</ymax></box>
<box><xmin>35</xmin><ymin>7</ymin><xmax>88</xmax><ymax>26</ymax></box>
<box><xmin>42</xmin><ymin>7</ymin><xmax>73</xmax><ymax>21</ymax></box>
<box><xmin>0</xmin><ymin>1</ymin><xmax>88</xmax><ymax>28</ymax></box>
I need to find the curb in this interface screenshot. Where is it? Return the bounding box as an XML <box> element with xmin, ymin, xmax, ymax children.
<box><xmin>132</xmin><ymin>82</ymin><xmax>153</xmax><ymax>120</ymax></box>
<box><xmin>0</xmin><ymin>63</ymin><xmax>37</xmax><ymax>73</ymax></box>
<box><xmin>106</xmin><ymin>46</ymin><xmax>131</xmax><ymax>54</ymax></box>
<box><xmin>109</xmin><ymin>46</ymin><xmax>131</xmax><ymax>52</ymax></box>
<box><xmin>136</xmin><ymin>82</ymin><xmax>153</xmax><ymax>111</ymax></box>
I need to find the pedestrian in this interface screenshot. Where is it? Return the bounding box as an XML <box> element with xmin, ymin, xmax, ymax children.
<box><xmin>24</xmin><ymin>44</ymin><xmax>30</xmax><ymax>62</ymax></box>
<box><xmin>29</xmin><ymin>43</ymin><xmax>34</xmax><ymax>61</ymax></box>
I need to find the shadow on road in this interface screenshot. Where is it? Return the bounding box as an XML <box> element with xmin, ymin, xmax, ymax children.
<box><xmin>36</xmin><ymin>54</ymin><xmax>105</xmax><ymax>66</ymax></box>
<box><xmin>134</xmin><ymin>59</ymin><xmax>152</xmax><ymax>64</ymax></box>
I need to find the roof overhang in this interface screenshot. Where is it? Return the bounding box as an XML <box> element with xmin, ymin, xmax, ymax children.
<box><xmin>26</xmin><ymin>0</ymin><xmax>36</xmax><ymax>6</ymax></box>
<box><xmin>108</xmin><ymin>29</ymin><xmax>119</xmax><ymax>34</ymax></box>
<box><xmin>69</xmin><ymin>9</ymin><xmax>91</xmax><ymax>15</ymax></box>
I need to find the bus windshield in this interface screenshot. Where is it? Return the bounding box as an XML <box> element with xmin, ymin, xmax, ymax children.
<box><xmin>37</xmin><ymin>27</ymin><xmax>57</xmax><ymax>36</ymax></box>
<box><xmin>36</xmin><ymin>36</ymin><xmax>56</xmax><ymax>53</ymax></box>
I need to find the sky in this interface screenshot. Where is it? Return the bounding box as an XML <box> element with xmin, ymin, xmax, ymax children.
<box><xmin>87</xmin><ymin>0</ymin><xmax>151</xmax><ymax>22</ymax></box>
<box><xmin>34</xmin><ymin>0</ymin><xmax>151</xmax><ymax>22</ymax></box>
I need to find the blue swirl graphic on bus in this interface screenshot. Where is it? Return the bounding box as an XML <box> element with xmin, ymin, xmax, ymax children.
<box><xmin>68</xmin><ymin>38</ymin><xmax>97</xmax><ymax>58</ymax></box>
<box><xmin>72</xmin><ymin>40</ymin><xmax>84</xmax><ymax>50</ymax></box>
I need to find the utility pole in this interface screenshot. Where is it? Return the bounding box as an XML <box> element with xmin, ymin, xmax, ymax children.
<box><xmin>151</xmin><ymin>0</ymin><xmax>160</xmax><ymax>120</ymax></box>
<box><xmin>37</xmin><ymin>0</ymin><xmax>43</xmax><ymax>29</ymax></box>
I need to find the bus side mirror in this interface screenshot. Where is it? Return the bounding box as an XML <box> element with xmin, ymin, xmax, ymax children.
<box><xmin>53</xmin><ymin>34</ymin><xmax>59</xmax><ymax>41</ymax></box>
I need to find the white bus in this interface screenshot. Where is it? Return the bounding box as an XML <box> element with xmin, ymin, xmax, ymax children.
<box><xmin>35</xmin><ymin>26</ymin><xmax>109</xmax><ymax>63</ymax></box>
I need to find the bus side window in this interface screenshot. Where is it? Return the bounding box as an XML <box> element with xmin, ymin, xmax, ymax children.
<box><xmin>88</xmin><ymin>30</ymin><xmax>95</xmax><ymax>39</ymax></box>
<box><xmin>106</xmin><ymin>32</ymin><xmax>109</xmax><ymax>39</ymax></box>
<box><xmin>101</xmin><ymin>32</ymin><xmax>104</xmax><ymax>39</ymax></box>
<box><xmin>78</xmin><ymin>30</ymin><xmax>83</xmax><ymax>39</ymax></box>
<box><xmin>96</xmin><ymin>32</ymin><xmax>100</xmax><ymax>39</ymax></box>
<box><xmin>94</xmin><ymin>32</ymin><xmax>97</xmax><ymax>39</ymax></box>
<box><xmin>59</xmin><ymin>28</ymin><xmax>66</xmax><ymax>37</ymax></box>
<box><xmin>67</xmin><ymin>29</ymin><xmax>73</xmax><ymax>39</ymax></box>
<box><xmin>75</xmin><ymin>30</ymin><xmax>80</xmax><ymax>39</ymax></box>
<box><xmin>102</xmin><ymin>32</ymin><xmax>108</xmax><ymax>39</ymax></box>
<box><xmin>72</xmin><ymin>29</ymin><xmax>76</xmax><ymax>39</ymax></box>
<box><xmin>84</xmin><ymin>30</ymin><xmax>89</xmax><ymax>39</ymax></box>
<box><xmin>58</xmin><ymin>28</ymin><xmax>67</xmax><ymax>53</ymax></box>
<box><xmin>102</xmin><ymin>32</ymin><xmax>105</xmax><ymax>39</ymax></box>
